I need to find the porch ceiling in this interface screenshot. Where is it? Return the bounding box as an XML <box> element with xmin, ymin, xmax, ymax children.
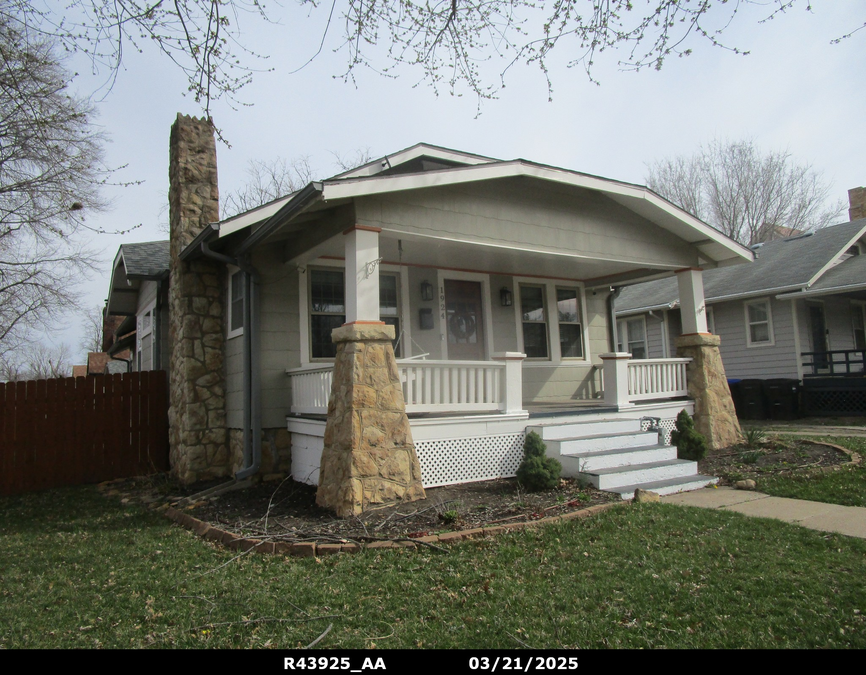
<box><xmin>291</xmin><ymin>230</ymin><xmax>681</xmax><ymax>285</ymax></box>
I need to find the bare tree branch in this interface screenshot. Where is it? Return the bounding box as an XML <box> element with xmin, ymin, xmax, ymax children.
<box><xmin>645</xmin><ymin>139</ymin><xmax>846</xmax><ymax>246</ymax></box>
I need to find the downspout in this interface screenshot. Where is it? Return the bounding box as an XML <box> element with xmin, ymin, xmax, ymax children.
<box><xmin>200</xmin><ymin>241</ymin><xmax>261</xmax><ymax>482</ymax></box>
<box><xmin>608</xmin><ymin>286</ymin><xmax>622</xmax><ymax>352</ymax></box>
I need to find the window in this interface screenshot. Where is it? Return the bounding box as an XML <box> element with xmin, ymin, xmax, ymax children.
<box><xmin>556</xmin><ymin>288</ymin><xmax>583</xmax><ymax>358</ymax></box>
<box><xmin>706</xmin><ymin>306</ymin><xmax>715</xmax><ymax>335</ymax></box>
<box><xmin>227</xmin><ymin>269</ymin><xmax>245</xmax><ymax>339</ymax></box>
<box><xmin>309</xmin><ymin>268</ymin><xmax>401</xmax><ymax>359</ymax></box>
<box><xmin>744</xmin><ymin>299</ymin><xmax>774</xmax><ymax>346</ymax></box>
<box><xmin>137</xmin><ymin>302</ymin><xmax>155</xmax><ymax>371</ymax></box>
<box><xmin>520</xmin><ymin>285</ymin><xmax>548</xmax><ymax>359</ymax></box>
<box><xmin>617</xmin><ymin>317</ymin><xmax>647</xmax><ymax>359</ymax></box>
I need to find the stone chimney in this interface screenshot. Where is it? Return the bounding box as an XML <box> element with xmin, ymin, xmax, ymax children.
<box><xmin>167</xmin><ymin>115</ymin><xmax>229</xmax><ymax>484</ymax></box>
<box><xmin>850</xmin><ymin>187</ymin><xmax>866</xmax><ymax>222</ymax></box>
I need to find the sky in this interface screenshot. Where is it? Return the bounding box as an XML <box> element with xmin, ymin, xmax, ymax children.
<box><xmin>47</xmin><ymin>1</ymin><xmax>866</xmax><ymax>362</ymax></box>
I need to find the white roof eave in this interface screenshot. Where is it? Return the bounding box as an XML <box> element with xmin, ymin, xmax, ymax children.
<box><xmin>320</xmin><ymin>162</ymin><xmax>753</xmax><ymax>264</ymax></box>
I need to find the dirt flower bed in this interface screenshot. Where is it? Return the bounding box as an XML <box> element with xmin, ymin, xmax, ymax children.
<box><xmin>187</xmin><ymin>477</ymin><xmax>617</xmax><ymax>545</ymax></box>
<box><xmin>699</xmin><ymin>435</ymin><xmax>856</xmax><ymax>486</ymax></box>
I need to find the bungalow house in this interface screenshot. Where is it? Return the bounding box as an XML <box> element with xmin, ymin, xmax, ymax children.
<box><xmin>114</xmin><ymin>116</ymin><xmax>756</xmax><ymax>512</ymax></box>
<box><xmin>616</xmin><ymin>192</ymin><xmax>866</xmax><ymax>415</ymax></box>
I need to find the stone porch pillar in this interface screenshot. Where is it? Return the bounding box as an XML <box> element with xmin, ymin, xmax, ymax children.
<box><xmin>675</xmin><ymin>333</ymin><xmax>742</xmax><ymax>450</ymax></box>
<box><xmin>315</xmin><ymin>226</ymin><xmax>426</xmax><ymax>516</ymax></box>
<box><xmin>673</xmin><ymin>267</ymin><xmax>741</xmax><ymax>449</ymax></box>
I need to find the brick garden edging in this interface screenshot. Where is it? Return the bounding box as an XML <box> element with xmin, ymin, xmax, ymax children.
<box><xmin>163</xmin><ymin>501</ymin><xmax>623</xmax><ymax>557</ymax></box>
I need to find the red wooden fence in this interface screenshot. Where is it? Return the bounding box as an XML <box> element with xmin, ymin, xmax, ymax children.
<box><xmin>0</xmin><ymin>371</ymin><xmax>169</xmax><ymax>496</ymax></box>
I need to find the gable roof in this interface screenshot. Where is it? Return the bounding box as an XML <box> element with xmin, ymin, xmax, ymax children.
<box><xmin>106</xmin><ymin>240</ymin><xmax>170</xmax><ymax>316</ymax></box>
<box><xmin>117</xmin><ymin>241</ymin><xmax>170</xmax><ymax>278</ymax></box>
<box><xmin>200</xmin><ymin>143</ymin><xmax>753</xmax><ymax>268</ymax></box>
<box><xmin>617</xmin><ymin>219</ymin><xmax>866</xmax><ymax>314</ymax></box>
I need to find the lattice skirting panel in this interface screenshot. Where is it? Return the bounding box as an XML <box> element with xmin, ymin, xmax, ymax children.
<box><xmin>803</xmin><ymin>390</ymin><xmax>866</xmax><ymax>416</ymax></box>
<box><xmin>415</xmin><ymin>433</ymin><xmax>526</xmax><ymax>488</ymax></box>
<box><xmin>640</xmin><ymin>418</ymin><xmax>677</xmax><ymax>445</ymax></box>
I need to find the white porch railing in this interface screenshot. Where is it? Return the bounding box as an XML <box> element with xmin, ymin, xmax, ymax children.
<box><xmin>287</xmin><ymin>352</ymin><xmax>526</xmax><ymax>416</ymax></box>
<box><xmin>627</xmin><ymin>358</ymin><xmax>691</xmax><ymax>401</ymax></box>
<box><xmin>600</xmin><ymin>353</ymin><xmax>691</xmax><ymax>408</ymax></box>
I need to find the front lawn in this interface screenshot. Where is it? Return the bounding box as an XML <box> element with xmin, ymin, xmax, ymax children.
<box><xmin>2</xmin><ymin>484</ymin><xmax>865</xmax><ymax>649</ymax></box>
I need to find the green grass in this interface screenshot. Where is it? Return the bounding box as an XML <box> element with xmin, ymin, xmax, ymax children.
<box><xmin>755</xmin><ymin>436</ymin><xmax>866</xmax><ymax>508</ymax></box>
<box><xmin>2</xmin><ymin>485</ymin><xmax>866</xmax><ymax>649</ymax></box>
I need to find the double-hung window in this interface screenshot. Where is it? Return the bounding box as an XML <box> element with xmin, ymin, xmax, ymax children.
<box><xmin>309</xmin><ymin>268</ymin><xmax>401</xmax><ymax>359</ymax></box>
<box><xmin>556</xmin><ymin>288</ymin><xmax>583</xmax><ymax>358</ymax></box>
<box><xmin>617</xmin><ymin>317</ymin><xmax>647</xmax><ymax>359</ymax></box>
<box><xmin>520</xmin><ymin>285</ymin><xmax>549</xmax><ymax>359</ymax></box>
<box><xmin>745</xmin><ymin>299</ymin><xmax>773</xmax><ymax>346</ymax></box>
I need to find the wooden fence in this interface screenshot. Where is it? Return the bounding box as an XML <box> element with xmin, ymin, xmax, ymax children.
<box><xmin>0</xmin><ymin>371</ymin><xmax>169</xmax><ymax>496</ymax></box>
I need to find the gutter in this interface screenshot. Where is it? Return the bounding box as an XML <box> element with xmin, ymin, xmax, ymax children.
<box><xmin>236</xmin><ymin>182</ymin><xmax>323</xmax><ymax>256</ymax></box>
<box><xmin>776</xmin><ymin>281</ymin><xmax>866</xmax><ymax>300</ymax></box>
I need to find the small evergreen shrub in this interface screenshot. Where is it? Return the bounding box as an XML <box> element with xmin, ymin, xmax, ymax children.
<box><xmin>670</xmin><ymin>409</ymin><xmax>708</xmax><ymax>461</ymax></box>
<box><xmin>517</xmin><ymin>431</ymin><xmax>562</xmax><ymax>492</ymax></box>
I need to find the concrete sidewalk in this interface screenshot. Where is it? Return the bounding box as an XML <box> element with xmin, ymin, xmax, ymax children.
<box><xmin>662</xmin><ymin>486</ymin><xmax>866</xmax><ymax>539</ymax></box>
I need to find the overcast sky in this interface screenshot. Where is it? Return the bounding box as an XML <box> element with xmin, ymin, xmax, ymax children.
<box><xmin>54</xmin><ymin>2</ymin><xmax>865</xmax><ymax>361</ymax></box>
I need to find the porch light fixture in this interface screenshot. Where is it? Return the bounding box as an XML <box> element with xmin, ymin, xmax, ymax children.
<box><xmin>500</xmin><ymin>287</ymin><xmax>513</xmax><ymax>307</ymax></box>
<box><xmin>420</xmin><ymin>280</ymin><xmax>434</xmax><ymax>301</ymax></box>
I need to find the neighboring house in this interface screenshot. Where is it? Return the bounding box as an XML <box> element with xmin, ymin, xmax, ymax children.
<box><xmin>105</xmin><ymin>241</ymin><xmax>171</xmax><ymax>374</ymax></box>
<box><xmin>616</xmin><ymin>203</ymin><xmax>866</xmax><ymax>385</ymax></box>
<box><xmin>160</xmin><ymin>117</ymin><xmax>753</xmax><ymax>500</ymax></box>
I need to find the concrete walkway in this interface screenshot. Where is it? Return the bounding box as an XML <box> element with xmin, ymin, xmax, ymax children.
<box><xmin>662</xmin><ymin>486</ymin><xmax>866</xmax><ymax>540</ymax></box>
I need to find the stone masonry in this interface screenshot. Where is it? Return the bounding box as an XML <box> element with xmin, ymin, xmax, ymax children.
<box><xmin>316</xmin><ymin>323</ymin><xmax>426</xmax><ymax>517</ymax></box>
<box><xmin>168</xmin><ymin>115</ymin><xmax>229</xmax><ymax>484</ymax></box>
<box><xmin>675</xmin><ymin>333</ymin><xmax>742</xmax><ymax>450</ymax></box>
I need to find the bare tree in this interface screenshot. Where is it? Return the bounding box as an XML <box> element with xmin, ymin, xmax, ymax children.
<box><xmin>0</xmin><ymin>342</ymin><xmax>73</xmax><ymax>381</ymax></box>
<box><xmin>79</xmin><ymin>305</ymin><xmax>105</xmax><ymax>355</ymax></box>
<box><xmin>0</xmin><ymin>14</ymin><xmax>105</xmax><ymax>358</ymax></box>
<box><xmin>645</xmin><ymin>139</ymin><xmax>845</xmax><ymax>246</ymax></box>
<box><xmin>222</xmin><ymin>149</ymin><xmax>374</xmax><ymax>216</ymax></box>
<box><xmin>3</xmin><ymin>1</ymin><xmax>858</xmax><ymax>115</ymax></box>
<box><xmin>222</xmin><ymin>156</ymin><xmax>315</xmax><ymax>217</ymax></box>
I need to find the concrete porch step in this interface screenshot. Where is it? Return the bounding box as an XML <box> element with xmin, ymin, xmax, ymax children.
<box><xmin>610</xmin><ymin>475</ymin><xmax>720</xmax><ymax>501</ymax></box>
<box><xmin>527</xmin><ymin>418</ymin><xmax>643</xmax><ymax>440</ymax></box>
<box><xmin>549</xmin><ymin>430</ymin><xmax>660</xmax><ymax>456</ymax></box>
<box><xmin>583</xmin><ymin>458</ymin><xmax>699</xmax><ymax>490</ymax></box>
<box><xmin>559</xmin><ymin>444</ymin><xmax>676</xmax><ymax>474</ymax></box>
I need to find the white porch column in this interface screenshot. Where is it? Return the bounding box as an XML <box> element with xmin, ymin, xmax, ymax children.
<box><xmin>492</xmin><ymin>352</ymin><xmax>527</xmax><ymax>414</ymax></box>
<box><xmin>676</xmin><ymin>267</ymin><xmax>708</xmax><ymax>335</ymax></box>
<box><xmin>344</xmin><ymin>225</ymin><xmax>382</xmax><ymax>324</ymax></box>
<box><xmin>600</xmin><ymin>352</ymin><xmax>635</xmax><ymax>409</ymax></box>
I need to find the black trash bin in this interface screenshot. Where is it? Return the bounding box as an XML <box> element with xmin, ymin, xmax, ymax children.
<box><xmin>727</xmin><ymin>379</ymin><xmax>743</xmax><ymax>418</ymax></box>
<box><xmin>738</xmin><ymin>379</ymin><xmax>768</xmax><ymax>420</ymax></box>
<box><xmin>763</xmin><ymin>379</ymin><xmax>801</xmax><ymax>420</ymax></box>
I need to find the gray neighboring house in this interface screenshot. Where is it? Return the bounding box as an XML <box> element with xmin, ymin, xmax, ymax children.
<box><xmin>105</xmin><ymin>241</ymin><xmax>171</xmax><ymax>373</ymax></box>
<box><xmin>616</xmin><ymin>207</ymin><xmax>866</xmax><ymax>383</ymax></box>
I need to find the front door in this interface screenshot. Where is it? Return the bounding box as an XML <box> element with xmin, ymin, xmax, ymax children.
<box><xmin>444</xmin><ymin>279</ymin><xmax>485</xmax><ymax>361</ymax></box>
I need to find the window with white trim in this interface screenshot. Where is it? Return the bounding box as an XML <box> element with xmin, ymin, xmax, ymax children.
<box><xmin>520</xmin><ymin>285</ymin><xmax>549</xmax><ymax>359</ymax></box>
<box><xmin>616</xmin><ymin>317</ymin><xmax>647</xmax><ymax>359</ymax></box>
<box><xmin>309</xmin><ymin>268</ymin><xmax>401</xmax><ymax>359</ymax></box>
<box><xmin>745</xmin><ymin>299</ymin><xmax>774</xmax><ymax>346</ymax></box>
<box><xmin>227</xmin><ymin>269</ymin><xmax>244</xmax><ymax>339</ymax></box>
<box><xmin>137</xmin><ymin>301</ymin><xmax>155</xmax><ymax>371</ymax></box>
<box><xmin>556</xmin><ymin>288</ymin><xmax>583</xmax><ymax>358</ymax></box>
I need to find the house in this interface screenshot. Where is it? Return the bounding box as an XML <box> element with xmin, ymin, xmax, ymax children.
<box><xmin>616</xmin><ymin>192</ymin><xmax>866</xmax><ymax>415</ymax></box>
<box><xmin>105</xmin><ymin>241</ymin><xmax>171</xmax><ymax>373</ymax></box>
<box><xmin>117</xmin><ymin>115</ymin><xmax>757</xmax><ymax>513</ymax></box>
